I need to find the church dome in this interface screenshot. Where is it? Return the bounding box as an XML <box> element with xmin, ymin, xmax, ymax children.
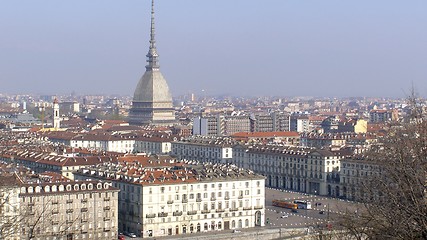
<box><xmin>133</xmin><ymin>70</ymin><xmax>172</xmax><ymax>103</ymax></box>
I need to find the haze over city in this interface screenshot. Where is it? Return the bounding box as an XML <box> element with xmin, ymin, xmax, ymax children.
<box><xmin>1</xmin><ymin>0</ymin><xmax>426</xmax><ymax>97</ymax></box>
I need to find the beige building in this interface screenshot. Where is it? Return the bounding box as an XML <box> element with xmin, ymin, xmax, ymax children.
<box><xmin>74</xmin><ymin>156</ymin><xmax>265</xmax><ymax>238</ymax></box>
<box><xmin>0</xmin><ymin>169</ymin><xmax>119</xmax><ymax>240</ymax></box>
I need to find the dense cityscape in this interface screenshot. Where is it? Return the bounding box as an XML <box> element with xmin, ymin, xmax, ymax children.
<box><xmin>1</xmin><ymin>0</ymin><xmax>426</xmax><ymax>240</ymax></box>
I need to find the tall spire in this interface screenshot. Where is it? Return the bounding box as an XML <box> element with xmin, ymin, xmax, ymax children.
<box><xmin>146</xmin><ymin>0</ymin><xmax>159</xmax><ymax>71</ymax></box>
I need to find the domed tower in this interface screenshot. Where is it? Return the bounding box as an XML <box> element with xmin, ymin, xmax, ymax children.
<box><xmin>129</xmin><ymin>0</ymin><xmax>175</xmax><ymax>126</ymax></box>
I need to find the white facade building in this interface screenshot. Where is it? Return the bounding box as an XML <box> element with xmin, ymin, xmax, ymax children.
<box><xmin>0</xmin><ymin>171</ymin><xmax>119</xmax><ymax>240</ymax></box>
<box><xmin>74</xmin><ymin>157</ymin><xmax>265</xmax><ymax>238</ymax></box>
<box><xmin>171</xmin><ymin>137</ymin><xmax>233</xmax><ymax>164</ymax></box>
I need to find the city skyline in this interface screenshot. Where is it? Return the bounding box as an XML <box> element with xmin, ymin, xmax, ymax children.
<box><xmin>1</xmin><ymin>0</ymin><xmax>426</xmax><ymax>97</ymax></box>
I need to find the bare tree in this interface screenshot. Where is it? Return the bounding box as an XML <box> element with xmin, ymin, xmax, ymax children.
<box><xmin>0</xmin><ymin>175</ymin><xmax>21</xmax><ymax>239</ymax></box>
<box><xmin>338</xmin><ymin>93</ymin><xmax>427</xmax><ymax>239</ymax></box>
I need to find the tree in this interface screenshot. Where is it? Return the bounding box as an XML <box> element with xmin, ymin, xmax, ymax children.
<box><xmin>0</xmin><ymin>174</ymin><xmax>22</xmax><ymax>239</ymax></box>
<box><xmin>337</xmin><ymin>94</ymin><xmax>427</xmax><ymax>239</ymax></box>
<box><xmin>1</xmin><ymin>174</ymin><xmax>82</xmax><ymax>240</ymax></box>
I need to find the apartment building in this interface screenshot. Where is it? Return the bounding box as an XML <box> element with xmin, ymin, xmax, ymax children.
<box><xmin>171</xmin><ymin>136</ymin><xmax>233</xmax><ymax>164</ymax></box>
<box><xmin>0</xmin><ymin>148</ymin><xmax>115</xmax><ymax>180</ymax></box>
<box><xmin>134</xmin><ymin>135</ymin><xmax>173</xmax><ymax>154</ymax></box>
<box><xmin>232</xmin><ymin>145</ymin><xmax>347</xmax><ymax>196</ymax></box>
<box><xmin>192</xmin><ymin>115</ymin><xmax>251</xmax><ymax>136</ymax></box>
<box><xmin>0</xmin><ymin>168</ymin><xmax>118</xmax><ymax>240</ymax></box>
<box><xmin>369</xmin><ymin>109</ymin><xmax>392</xmax><ymax>123</ymax></box>
<box><xmin>339</xmin><ymin>157</ymin><xmax>382</xmax><ymax>200</ymax></box>
<box><xmin>231</xmin><ymin>131</ymin><xmax>300</xmax><ymax>146</ymax></box>
<box><xmin>300</xmin><ymin>133</ymin><xmax>346</xmax><ymax>148</ymax></box>
<box><xmin>74</xmin><ymin>157</ymin><xmax>265</xmax><ymax>238</ymax></box>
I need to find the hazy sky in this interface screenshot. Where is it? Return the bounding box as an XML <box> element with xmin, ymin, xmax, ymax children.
<box><xmin>1</xmin><ymin>0</ymin><xmax>426</xmax><ymax>98</ymax></box>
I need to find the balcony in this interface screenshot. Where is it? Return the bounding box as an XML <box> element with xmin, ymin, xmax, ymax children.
<box><xmin>104</xmin><ymin>197</ymin><xmax>110</xmax><ymax>201</ymax></box>
<box><xmin>104</xmin><ymin>206</ymin><xmax>110</xmax><ymax>211</ymax></box>
<box><xmin>224</xmin><ymin>196</ymin><xmax>230</xmax><ymax>200</ymax></box>
<box><xmin>238</xmin><ymin>196</ymin><xmax>243</xmax><ymax>199</ymax></box>
<box><xmin>196</xmin><ymin>198</ymin><xmax>202</xmax><ymax>202</ymax></box>
<box><xmin>28</xmin><ymin>202</ymin><xmax>35</xmax><ymax>206</ymax></box>
<box><xmin>52</xmin><ymin>210</ymin><xmax>59</xmax><ymax>214</ymax></box>
<box><xmin>81</xmin><ymin>219</ymin><xmax>88</xmax><ymax>223</ymax></box>
<box><xmin>52</xmin><ymin>201</ymin><xmax>59</xmax><ymax>204</ymax></box>
<box><xmin>81</xmin><ymin>208</ymin><xmax>88</xmax><ymax>212</ymax></box>
<box><xmin>215</xmin><ymin>209</ymin><xmax>225</xmax><ymax>213</ymax></box>
<box><xmin>66</xmin><ymin>220</ymin><xmax>74</xmax><ymax>224</ymax></box>
<box><xmin>66</xmin><ymin>209</ymin><xmax>74</xmax><ymax>213</ymax></box>
<box><xmin>103</xmin><ymin>228</ymin><xmax>110</xmax><ymax>232</ymax></box>
<box><xmin>254</xmin><ymin>206</ymin><xmax>264</xmax><ymax>210</ymax></box>
<box><xmin>230</xmin><ymin>208</ymin><xmax>238</xmax><ymax>212</ymax></box>
<box><xmin>66</xmin><ymin>199</ymin><xmax>73</xmax><ymax>204</ymax></box>
<box><xmin>158</xmin><ymin>212</ymin><xmax>168</xmax><ymax>218</ymax></box>
<box><xmin>167</xmin><ymin>200</ymin><xmax>174</xmax><ymax>204</ymax></box>
<box><xmin>243</xmin><ymin>207</ymin><xmax>252</xmax><ymax>210</ymax></box>
<box><xmin>182</xmin><ymin>199</ymin><xmax>188</xmax><ymax>203</ymax></box>
<box><xmin>146</xmin><ymin>213</ymin><xmax>156</xmax><ymax>218</ymax></box>
<box><xmin>173</xmin><ymin>211</ymin><xmax>183</xmax><ymax>216</ymax></box>
<box><xmin>52</xmin><ymin>221</ymin><xmax>59</xmax><ymax>225</ymax></box>
<box><xmin>210</xmin><ymin>197</ymin><xmax>216</xmax><ymax>201</ymax></box>
<box><xmin>201</xmin><ymin>210</ymin><xmax>210</xmax><ymax>214</ymax></box>
<box><xmin>187</xmin><ymin>210</ymin><xmax>197</xmax><ymax>215</ymax></box>
<box><xmin>104</xmin><ymin>217</ymin><xmax>110</xmax><ymax>221</ymax></box>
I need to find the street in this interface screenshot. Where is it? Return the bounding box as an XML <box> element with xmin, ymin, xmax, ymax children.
<box><xmin>264</xmin><ymin>187</ymin><xmax>361</xmax><ymax>229</ymax></box>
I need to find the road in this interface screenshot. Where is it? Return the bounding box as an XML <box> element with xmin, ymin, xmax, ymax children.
<box><xmin>264</xmin><ymin>187</ymin><xmax>362</xmax><ymax>229</ymax></box>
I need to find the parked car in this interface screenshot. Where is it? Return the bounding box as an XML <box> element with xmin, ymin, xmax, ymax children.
<box><xmin>291</xmin><ymin>208</ymin><xmax>299</xmax><ymax>213</ymax></box>
<box><xmin>125</xmin><ymin>232</ymin><xmax>137</xmax><ymax>238</ymax></box>
<box><xmin>315</xmin><ymin>202</ymin><xmax>322</xmax><ymax>206</ymax></box>
<box><xmin>233</xmin><ymin>229</ymin><xmax>241</xmax><ymax>233</ymax></box>
<box><xmin>319</xmin><ymin>210</ymin><xmax>325</xmax><ymax>214</ymax></box>
<box><xmin>118</xmin><ymin>234</ymin><xmax>125</xmax><ymax>240</ymax></box>
<box><xmin>281</xmin><ymin>214</ymin><xmax>289</xmax><ymax>218</ymax></box>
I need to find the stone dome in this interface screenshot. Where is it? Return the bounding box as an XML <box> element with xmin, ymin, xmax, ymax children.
<box><xmin>133</xmin><ymin>70</ymin><xmax>172</xmax><ymax>103</ymax></box>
